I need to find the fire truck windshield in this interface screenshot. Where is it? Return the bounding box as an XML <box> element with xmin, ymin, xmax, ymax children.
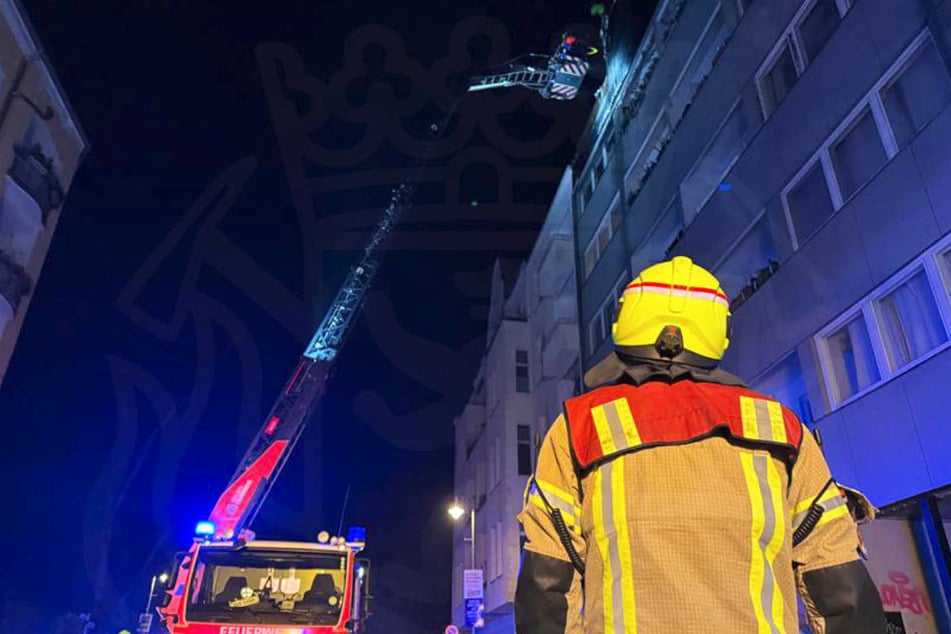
<box><xmin>185</xmin><ymin>548</ymin><xmax>348</xmax><ymax>625</ymax></box>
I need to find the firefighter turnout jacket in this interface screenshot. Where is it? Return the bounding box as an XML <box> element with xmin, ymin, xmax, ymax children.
<box><xmin>515</xmin><ymin>361</ymin><xmax>884</xmax><ymax>634</ymax></box>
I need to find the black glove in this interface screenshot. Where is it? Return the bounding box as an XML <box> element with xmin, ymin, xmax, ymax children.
<box><xmin>802</xmin><ymin>560</ymin><xmax>886</xmax><ymax>634</ymax></box>
<box><xmin>514</xmin><ymin>550</ymin><xmax>575</xmax><ymax>634</ymax></box>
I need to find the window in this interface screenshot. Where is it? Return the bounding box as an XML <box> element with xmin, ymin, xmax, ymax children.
<box><xmin>783</xmin><ymin>33</ymin><xmax>944</xmax><ymax>250</ymax></box>
<box><xmin>798</xmin><ymin>0</ymin><xmax>841</xmax><ymax>64</ymax></box>
<box><xmin>584</xmin><ymin>243</ymin><xmax>597</xmax><ymax>277</ymax></box>
<box><xmin>0</xmin><ymin>176</ymin><xmax>44</xmax><ymax>267</ymax></box>
<box><xmin>786</xmin><ymin>161</ymin><xmax>835</xmax><ymax>246</ymax></box>
<box><xmin>587</xmin><ymin>272</ymin><xmax>628</xmax><ymax>354</ymax></box>
<box><xmin>495</xmin><ymin>521</ymin><xmax>504</xmax><ymax>580</ymax></box>
<box><xmin>760</xmin><ymin>40</ymin><xmax>800</xmax><ymax>117</ymax></box>
<box><xmin>488</xmin><ymin>441</ymin><xmax>496</xmax><ymax>492</ymax></box>
<box><xmin>757</xmin><ymin>0</ymin><xmax>849</xmax><ymax>118</ymax></box>
<box><xmin>517</xmin><ymin>425</ymin><xmax>533</xmax><ymax>475</ymax></box>
<box><xmin>668</xmin><ymin>8</ymin><xmax>727</xmax><ymax>120</ymax></box>
<box><xmin>875</xmin><ymin>270</ymin><xmax>947</xmax><ymax>372</ymax></box>
<box><xmin>830</xmin><ymin>108</ymin><xmax>887</xmax><ymax>200</ymax></box>
<box><xmin>751</xmin><ymin>353</ymin><xmax>814</xmax><ymax>425</ymax></box>
<box><xmin>583</xmin><ymin>195</ymin><xmax>622</xmax><ymax>278</ymax></box>
<box><xmin>881</xmin><ymin>39</ymin><xmax>951</xmax><ymax>148</ymax></box>
<box><xmin>610</xmin><ymin>199</ymin><xmax>622</xmax><ymax>233</ymax></box>
<box><xmin>515</xmin><ymin>350</ymin><xmax>530</xmax><ymax>393</ymax></box>
<box><xmin>576</xmin><ymin>175</ymin><xmax>594</xmax><ymax>214</ymax></box>
<box><xmin>597</xmin><ymin>223</ymin><xmax>610</xmax><ymax>253</ymax></box>
<box><xmin>816</xmin><ymin>238</ymin><xmax>951</xmax><ymax>410</ymax></box>
<box><xmin>680</xmin><ymin>102</ymin><xmax>758</xmax><ymax>221</ymax></box>
<box><xmin>494</xmin><ymin>438</ymin><xmax>502</xmax><ymax>485</ymax></box>
<box><xmin>488</xmin><ymin>526</ymin><xmax>496</xmax><ymax>580</ymax></box>
<box><xmin>822</xmin><ymin>315</ymin><xmax>880</xmax><ymax>403</ymax></box>
<box><xmin>714</xmin><ymin>213</ymin><xmax>779</xmax><ymax>300</ymax></box>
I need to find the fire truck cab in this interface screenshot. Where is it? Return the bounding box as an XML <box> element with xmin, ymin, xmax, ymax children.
<box><xmin>158</xmin><ymin>530</ymin><xmax>370</xmax><ymax>633</ymax></box>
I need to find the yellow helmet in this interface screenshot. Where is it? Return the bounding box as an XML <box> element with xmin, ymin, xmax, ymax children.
<box><xmin>612</xmin><ymin>256</ymin><xmax>730</xmax><ymax>368</ymax></box>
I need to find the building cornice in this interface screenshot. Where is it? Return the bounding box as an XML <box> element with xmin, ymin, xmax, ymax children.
<box><xmin>2</xmin><ymin>0</ymin><xmax>89</xmax><ymax>156</ymax></box>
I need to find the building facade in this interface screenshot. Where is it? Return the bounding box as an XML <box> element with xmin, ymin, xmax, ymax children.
<box><xmin>0</xmin><ymin>0</ymin><xmax>87</xmax><ymax>388</ymax></box>
<box><xmin>572</xmin><ymin>0</ymin><xmax>951</xmax><ymax>631</ymax></box>
<box><xmin>451</xmin><ymin>171</ymin><xmax>581</xmax><ymax>632</ymax></box>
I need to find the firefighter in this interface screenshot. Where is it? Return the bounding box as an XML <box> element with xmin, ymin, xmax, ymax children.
<box><xmin>515</xmin><ymin>256</ymin><xmax>884</xmax><ymax>634</ymax></box>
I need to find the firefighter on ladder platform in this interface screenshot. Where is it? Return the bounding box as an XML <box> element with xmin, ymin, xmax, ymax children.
<box><xmin>514</xmin><ymin>256</ymin><xmax>886</xmax><ymax>634</ymax></box>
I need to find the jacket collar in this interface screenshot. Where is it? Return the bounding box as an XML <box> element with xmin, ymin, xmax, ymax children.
<box><xmin>583</xmin><ymin>351</ymin><xmax>748</xmax><ymax>390</ymax></box>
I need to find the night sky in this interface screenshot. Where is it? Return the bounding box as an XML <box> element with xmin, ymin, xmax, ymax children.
<box><xmin>0</xmin><ymin>1</ymin><xmax>596</xmax><ymax>632</ymax></box>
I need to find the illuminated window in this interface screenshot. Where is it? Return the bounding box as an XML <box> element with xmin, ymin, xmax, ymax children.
<box><xmin>874</xmin><ymin>269</ymin><xmax>947</xmax><ymax>372</ymax></box>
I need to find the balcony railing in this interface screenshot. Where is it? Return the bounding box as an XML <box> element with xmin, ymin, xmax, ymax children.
<box><xmin>8</xmin><ymin>144</ymin><xmax>64</xmax><ymax>223</ymax></box>
<box><xmin>0</xmin><ymin>249</ymin><xmax>32</xmax><ymax>311</ymax></box>
<box><xmin>729</xmin><ymin>260</ymin><xmax>780</xmax><ymax>312</ymax></box>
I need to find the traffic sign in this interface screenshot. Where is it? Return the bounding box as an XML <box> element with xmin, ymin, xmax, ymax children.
<box><xmin>464</xmin><ymin>597</ymin><xmax>484</xmax><ymax>628</ymax></box>
<box><xmin>445</xmin><ymin>625</ymin><xmax>459</xmax><ymax>634</ymax></box>
<box><xmin>463</xmin><ymin>569</ymin><xmax>483</xmax><ymax>599</ymax></box>
<box><xmin>136</xmin><ymin>612</ymin><xmax>153</xmax><ymax>633</ymax></box>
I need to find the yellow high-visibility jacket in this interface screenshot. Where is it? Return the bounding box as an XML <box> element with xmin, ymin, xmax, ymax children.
<box><xmin>516</xmin><ymin>367</ymin><xmax>883</xmax><ymax>634</ymax></box>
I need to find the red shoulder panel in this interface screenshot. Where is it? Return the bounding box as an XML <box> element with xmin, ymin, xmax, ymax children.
<box><xmin>564</xmin><ymin>381</ymin><xmax>802</xmax><ymax>470</ymax></box>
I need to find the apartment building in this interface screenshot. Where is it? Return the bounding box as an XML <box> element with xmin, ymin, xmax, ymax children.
<box><xmin>573</xmin><ymin>0</ymin><xmax>951</xmax><ymax>630</ymax></box>
<box><xmin>0</xmin><ymin>0</ymin><xmax>88</xmax><ymax>388</ymax></box>
<box><xmin>450</xmin><ymin>172</ymin><xmax>581</xmax><ymax>633</ymax></box>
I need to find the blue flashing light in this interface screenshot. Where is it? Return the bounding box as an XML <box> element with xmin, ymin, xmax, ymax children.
<box><xmin>718</xmin><ymin>182</ymin><xmax>733</xmax><ymax>192</ymax></box>
<box><xmin>347</xmin><ymin>526</ymin><xmax>367</xmax><ymax>543</ymax></box>
<box><xmin>195</xmin><ymin>521</ymin><xmax>216</xmax><ymax>536</ymax></box>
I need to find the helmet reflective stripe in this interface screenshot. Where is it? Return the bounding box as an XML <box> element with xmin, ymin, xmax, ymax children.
<box><xmin>623</xmin><ymin>282</ymin><xmax>730</xmax><ymax>308</ymax></box>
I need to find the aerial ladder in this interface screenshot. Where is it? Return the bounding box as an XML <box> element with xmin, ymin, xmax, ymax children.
<box><xmin>467</xmin><ymin>32</ymin><xmax>595</xmax><ymax>100</ymax></box>
<box><xmin>155</xmin><ymin>183</ymin><xmax>414</xmax><ymax>634</ymax></box>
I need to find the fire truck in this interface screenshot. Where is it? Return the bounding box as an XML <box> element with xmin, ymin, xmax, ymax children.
<box><xmin>154</xmin><ymin>184</ymin><xmax>414</xmax><ymax>634</ymax></box>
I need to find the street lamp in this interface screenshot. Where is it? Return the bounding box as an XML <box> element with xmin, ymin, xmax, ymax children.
<box><xmin>448</xmin><ymin>501</ymin><xmax>465</xmax><ymax>521</ymax></box>
<box><xmin>144</xmin><ymin>572</ymin><xmax>169</xmax><ymax>616</ymax></box>
<box><xmin>447</xmin><ymin>500</ymin><xmax>475</xmax><ymax>568</ymax></box>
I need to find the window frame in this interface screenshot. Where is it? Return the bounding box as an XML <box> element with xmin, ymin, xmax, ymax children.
<box><xmin>870</xmin><ymin>266</ymin><xmax>950</xmax><ymax>373</ymax></box>
<box><xmin>879</xmin><ymin>35</ymin><xmax>951</xmax><ymax>149</ymax></box>
<box><xmin>755</xmin><ymin>0</ymin><xmax>851</xmax><ymax>120</ymax></box>
<box><xmin>587</xmin><ymin>270</ymin><xmax>629</xmax><ymax>354</ymax></box>
<box><xmin>515</xmin><ymin>349</ymin><xmax>530</xmax><ymax>393</ymax></box>
<box><xmin>815</xmin><ymin>232</ymin><xmax>951</xmax><ymax>410</ymax></box>
<box><xmin>756</xmin><ymin>35</ymin><xmax>805</xmax><ymax>120</ymax></box>
<box><xmin>582</xmin><ymin>192</ymin><xmax>622</xmax><ymax>279</ymax></box>
<box><xmin>781</xmin><ymin>30</ymin><xmax>933</xmax><ymax>250</ymax></box>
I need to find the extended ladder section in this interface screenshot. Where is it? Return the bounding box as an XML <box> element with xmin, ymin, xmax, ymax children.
<box><xmin>207</xmin><ymin>183</ymin><xmax>414</xmax><ymax>541</ymax></box>
<box><xmin>467</xmin><ymin>36</ymin><xmax>590</xmax><ymax>101</ymax></box>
